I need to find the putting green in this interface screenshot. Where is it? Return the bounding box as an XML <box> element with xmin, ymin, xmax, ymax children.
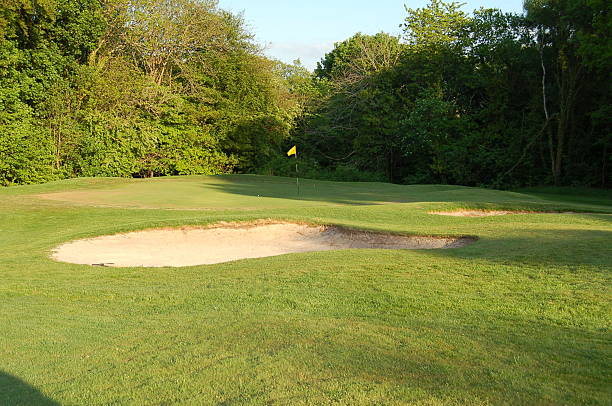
<box><xmin>1</xmin><ymin>175</ymin><xmax>611</xmax><ymax>405</ymax></box>
<box><xmin>28</xmin><ymin>175</ymin><xmax>611</xmax><ymax>211</ymax></box>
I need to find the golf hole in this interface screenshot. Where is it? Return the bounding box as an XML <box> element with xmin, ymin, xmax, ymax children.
<box><xmin>51</xmin><ymin>222</ymin><xmax>477</xmax><ymax>267</ymax></box>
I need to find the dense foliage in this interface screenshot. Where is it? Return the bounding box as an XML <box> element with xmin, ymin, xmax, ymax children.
<box><xmin>1</xmin><ymin>0</ymin><xmax>610</xmax><ymax>188</ymax></box>
<box><xmin>0</xmin><ymin>0</ymin><xmax>299</xmax><ymax>185</ymax></box>
<box><xmin>287</xmin><ymin>0</ymin><xmax>611</xmax><ymax>188</ymax></box>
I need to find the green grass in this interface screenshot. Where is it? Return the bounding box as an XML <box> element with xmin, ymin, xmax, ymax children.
<box><xmin>513</xmin><ymin>186</ymin><xmax>612</xmax><ymax>208</ymax></box>
<box><xmin>1</xmin><ymin>175</ymin><xmax>611</xmax><ymax>405</ymax></box>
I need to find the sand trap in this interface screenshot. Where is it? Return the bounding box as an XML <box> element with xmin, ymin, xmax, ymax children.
<box><xmin>51</xmin><ymin>222</ymin><xmax>476</xmax><ymax>267</ymax></box>
<box><xmin>431</xmin><ymin>210</ymin><xmax>525</xmax><ymax>217</ymax></box>
<box><xmin>430</xmin><ymin>210</ymin><xmax>584</xmax><ymax>217</ymax></box>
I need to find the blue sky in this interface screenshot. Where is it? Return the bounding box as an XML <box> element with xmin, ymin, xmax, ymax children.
<box><xmin>217</xmin><ymin>0</ymin><xmax>526</xmax><ymax>70</ymax></box>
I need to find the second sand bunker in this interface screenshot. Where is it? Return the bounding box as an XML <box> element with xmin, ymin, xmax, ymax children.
<box><xmin>52</xmin><ymin>222</ymin><xmax>476</xmax><ymax>267</ymax></box>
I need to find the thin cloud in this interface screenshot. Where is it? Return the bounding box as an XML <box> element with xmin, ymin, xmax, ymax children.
<box><xmin>264</xmin><ymin>41</ymin><xmax>336</xmax><ymax>70</ymax></box>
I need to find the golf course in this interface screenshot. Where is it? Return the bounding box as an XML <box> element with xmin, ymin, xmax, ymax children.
<box><xmin>1</xmin><ymin>175</ymin><xmax>611</xmax><ymax>405</ymax></box>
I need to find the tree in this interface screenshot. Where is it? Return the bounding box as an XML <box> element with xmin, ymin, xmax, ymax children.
<box><xmin>402</xmin><ymin>0</ymin><xmax>469</xmax><ymax>52</ymax></box>
<box><xmin>100</xmin><ymin>0</ymin><xmax>244</xmax><ymax>85</ymax></box>
<box><xmin>306</xmin><ymin>33</ymin><xmax>405</xmax><ymax>180</ymax></box>
<box><xmin>524</xmin><ymin>0</ymin><xmax>600</xmax><ymax>185</ymax></box>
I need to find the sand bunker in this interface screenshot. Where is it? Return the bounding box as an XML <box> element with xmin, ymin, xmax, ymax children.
<box><xmin>431</xmin><ymin>210</ymin><xmax>525</xmax><ymax>217</ymax></box>
<box><xmin>51</xmin><ymin>222</ymin><xmax>476</xmax><ymax>267</ymax></box>
<box><xmin>431</xmin><ymin>209</ymin><xmax>584</xmax><ymax>217</ymax></box>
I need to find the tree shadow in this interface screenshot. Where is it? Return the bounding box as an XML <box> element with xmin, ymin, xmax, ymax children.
<box><xmin>427</xmin><ymin>228</ymin><xmax>612</xmax><ymax>268</ymax></box>
<box><xmin>206</xmin><ymin>175</ymin><xmax>406</xmax><ymax>205</ymax></box>
<box><xmin>205</xmin><ymin>175</ymin><xmax>545</xmax><ymax>207</ymax></box>
<box><xmin>299</xmin><ymin>319</ymin><xmax>609</xmax><ymax>405</ymax></box>
<box><xmin>0</xmin><ymin>371</ymin><xmax>59</xmax><ymax>405</ymax></box>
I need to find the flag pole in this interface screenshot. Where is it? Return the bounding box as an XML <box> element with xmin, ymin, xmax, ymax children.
<box><xmin>295</xmin><ymin>149</ymin><xmax>300</xmax><ymax>196</ymax></box>
<box><xmin>287</xmin><ymin>145</ymin><xmax>299</xmax><ymax>196</ymax></box>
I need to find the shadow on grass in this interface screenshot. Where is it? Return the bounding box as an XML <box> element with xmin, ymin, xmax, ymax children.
<box><xmin>204</xmin><ymin>175</ymin><xmax>420</xmax><ymax>206</ymax></box>
<box><xmin>428</xmin><ymin>228</ymin><xmax>612</xmax><ymax>268</ymax></box>
<box><xmin>297</xmin><ymin>320</ymin><xmax>610</xmax><ymax>405</ymax></box>
<box><xmin>513</xmin><ymin>186</ymin><xmax>612</xmax><ymax>207</ymax></box>
<box><xmin>204</xmin><ymin>176</ymin><xmax>612</xmax><ymax>211</ymax></box>
<box><xmin>0</xmin><ymin>371</ymin><xmax>58</xmax><ymax>405</ymax></box>
<box><xmin>203</xmin><ymin>175</ymin><xmax>504</xmax><ymax>206</ymax></box>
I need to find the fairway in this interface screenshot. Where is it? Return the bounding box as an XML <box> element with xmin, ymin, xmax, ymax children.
<box><xmin>1</xmin><ymin>175</ymin><xmax>611</xmax><ymax>405</ymax></box>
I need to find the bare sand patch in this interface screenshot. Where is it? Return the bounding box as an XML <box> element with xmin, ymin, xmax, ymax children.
<box><xmin>51</xmin><ymin>222</ymin><xmax>476</xmax><ymax>267</ymax></box>
<box><xmin>430</xmin><ymin>209</ymin><xmax>585</xmax><ymax>217</ymax></box>
<box><xmin>431</xmin><ymin>210</ymin><xmax>527</xmax><ymax>217</ymax></box>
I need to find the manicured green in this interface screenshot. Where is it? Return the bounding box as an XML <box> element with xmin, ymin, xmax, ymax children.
<box><xmin>1</xmin><ymin>175</ymin><xmax>611</xmax><ymax>405</ymax></box>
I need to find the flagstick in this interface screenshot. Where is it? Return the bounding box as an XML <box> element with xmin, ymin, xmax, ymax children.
<box><xmin>295</xmin><ymin>150</ymin><xmax>300</xmax><ymax>196</ymax></box>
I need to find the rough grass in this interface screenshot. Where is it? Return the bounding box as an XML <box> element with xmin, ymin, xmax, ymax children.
<box><xmin>1</xmin><ymin>175</ymin><xmax>611</xmax><ymax>405</ymax></box>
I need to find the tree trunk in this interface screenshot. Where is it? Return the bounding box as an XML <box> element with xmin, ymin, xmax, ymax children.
<box><xmin>553</xmin><ymin>111</ymin><xmax>565</xmax><ymax>185</ymax></box>
<box><xmin>603</xmin><ymin>142</ymin><xmax>608</xmax><ymax>187</ymax></box>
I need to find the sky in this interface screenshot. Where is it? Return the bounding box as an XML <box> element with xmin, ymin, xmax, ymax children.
<box><xmin>217</xmin><ymin>0</ymin><xmax>526</xmax><ymax>70</ymax></box>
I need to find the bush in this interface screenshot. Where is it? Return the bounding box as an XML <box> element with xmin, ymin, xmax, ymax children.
<box><xmin>259</xmin><ymin>154</ymin><xmax>386</xmax><ymax>182</ymax></box>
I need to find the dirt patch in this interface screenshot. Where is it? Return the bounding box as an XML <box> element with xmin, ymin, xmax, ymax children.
<box><xmin>51</xmin><ymin>222</ymin><xmax>476</xmax><ymax>267</ymax></box>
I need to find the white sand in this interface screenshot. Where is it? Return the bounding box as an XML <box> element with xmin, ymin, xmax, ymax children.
<box><xmin>430</xmin><ymin>210</ymin><xmax>586</xmax><ymax>217</ymax></box>
<box><xmin>431</xmin><ymin>210</ymin><xmax>520</xmax><ymax>217</ymax></box>
<box><xmin>51</xmin><ymin>222</ymin><xmax>476</xmax><ymax>267</ymax></box>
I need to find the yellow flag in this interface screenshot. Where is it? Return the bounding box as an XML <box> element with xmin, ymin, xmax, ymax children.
<box><xmin>287</xmin><ymin>145</ymin><xmax>297</xmax><ymax>156</ymax></box>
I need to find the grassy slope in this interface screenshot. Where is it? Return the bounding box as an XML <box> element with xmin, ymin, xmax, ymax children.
<box><xmin>0</xmin><ymin>176</ymin><xmax>610</xmax><ymax>405</ymax></box>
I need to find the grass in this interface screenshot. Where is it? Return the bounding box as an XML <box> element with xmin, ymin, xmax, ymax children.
<box><xmin>1</xmin><ymin>175</ymin><xmax>611</xmax><ymax>405</ymax></box>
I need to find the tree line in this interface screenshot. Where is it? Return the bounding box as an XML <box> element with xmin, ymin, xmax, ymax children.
<box><xmin>0</xmin><ymin>0</ymin><xmax>300</xmax><ymax>185</ymax></box>
<box><xmin>1</xmin><ymin>0</ymin><xmax>610</xmax><ymax>188</ymax></box>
